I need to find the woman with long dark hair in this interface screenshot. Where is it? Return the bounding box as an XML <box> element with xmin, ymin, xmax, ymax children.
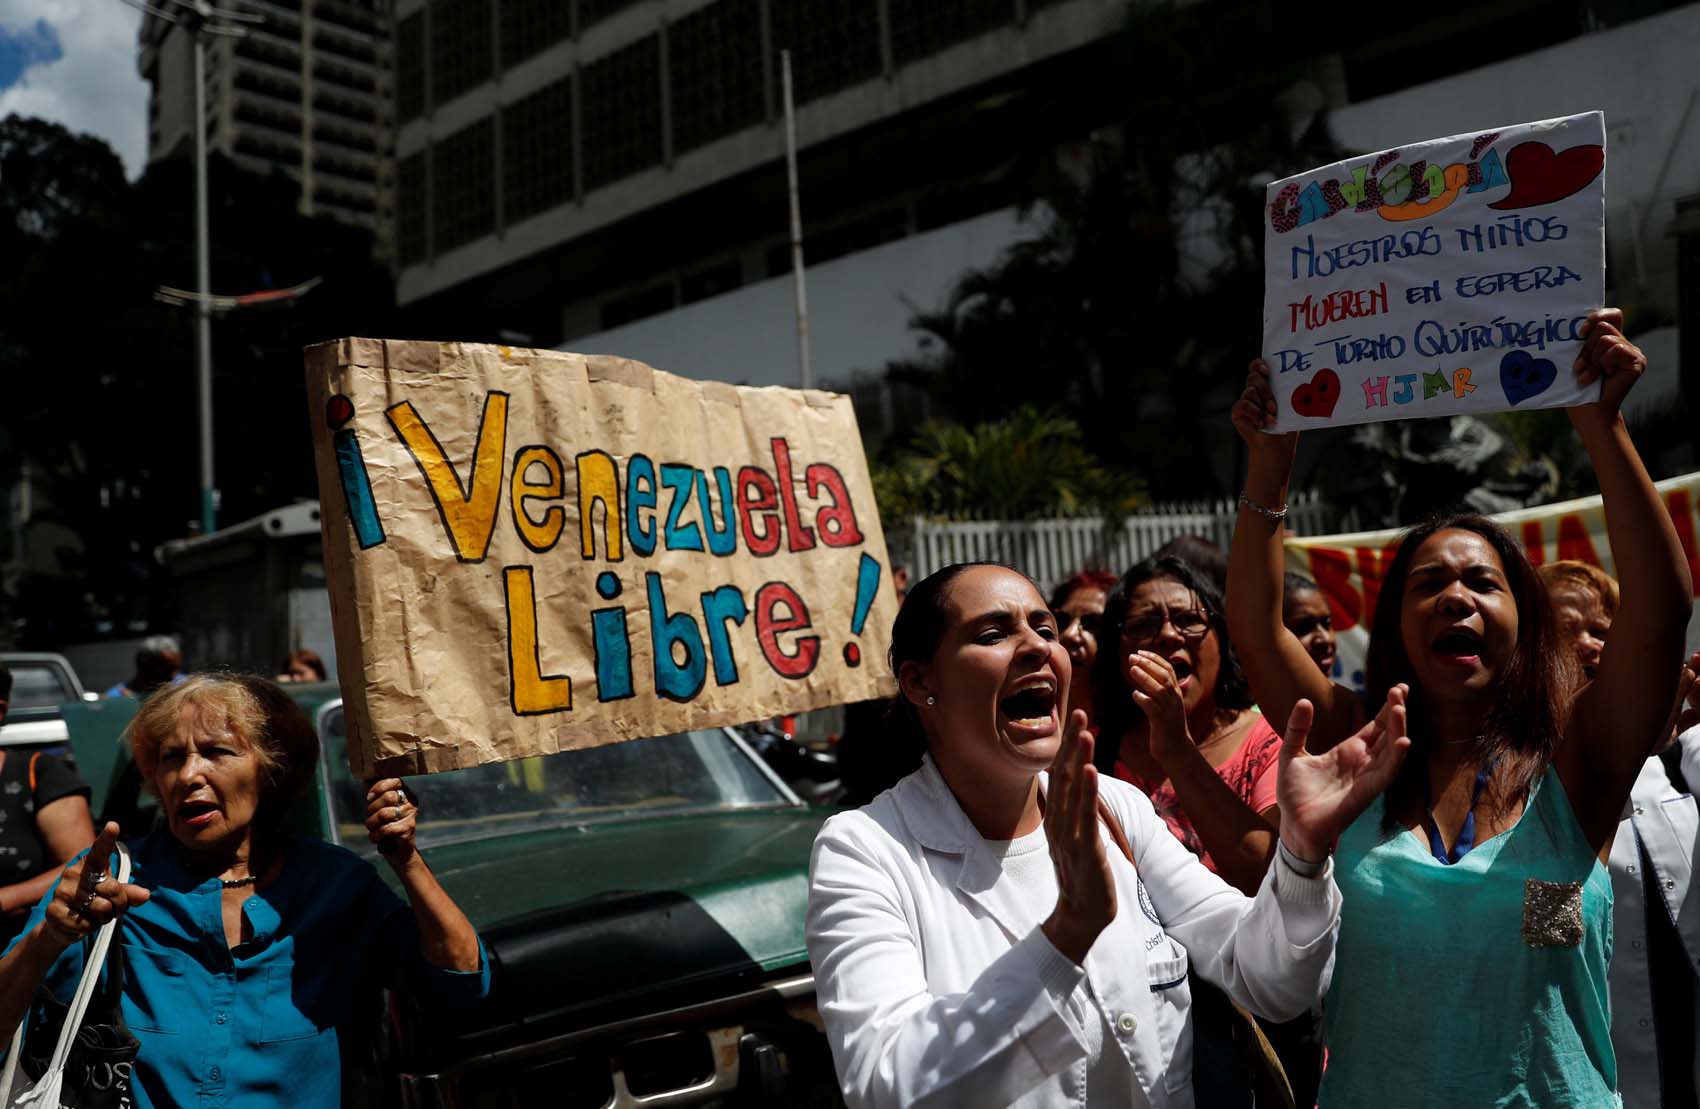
<box><xmin>1227</xmin><ymin>309</ymin><xmax>1692</xmax><ymax>1105</ymax></box>
<box><xmin>806</xmin><ymin>561</ymin><xmax>1411</xmax><ymax>1107</ymax></box>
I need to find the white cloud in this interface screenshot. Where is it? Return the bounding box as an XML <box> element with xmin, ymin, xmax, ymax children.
<box><xmin>0</xmin><ymin>0</ymin><xmax>147</xmax><ymax>176</ymax></box>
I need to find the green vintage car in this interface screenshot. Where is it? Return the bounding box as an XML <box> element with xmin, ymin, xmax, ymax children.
<box><xmin>63</xmin><ymin>683</ymin><xmax>842</xmax><ymax>1108</ymax></box>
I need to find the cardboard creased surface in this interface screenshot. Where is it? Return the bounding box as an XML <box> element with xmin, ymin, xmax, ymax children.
<box><xmin>307</xmin><ymin>339</ymin><xmax>897</xmax><ymax>777</ymax></box>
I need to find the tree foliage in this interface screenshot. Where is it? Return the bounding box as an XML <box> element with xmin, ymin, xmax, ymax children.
<box><xmin>884</xmin><ymin>1</ymin><xmax>1344</xmax><ymax>502</ymax></box>
<box><xmin>0</xmin><ymin>114</ymin><xmax>396</xmax><ymax>645</ymax></box>
<box><xmin>872</xmin><ymin>407</ymin><xmax>1142</xmax><ymax>521</ymax></box>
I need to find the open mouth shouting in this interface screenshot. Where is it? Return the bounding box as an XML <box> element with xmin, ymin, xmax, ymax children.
<box><xmin>178</xmin><ymin>797</ymin><xmax>221</xmax><ymax>830</ymax></box>
<box><xmin>1431</xmin><ymin>625</ymin><xmax>1485</xmax><ymax>667</ymax></box>
<box><xmin>998</xmin><ymin>675</ymin><xmax>1059</xmax><ymax>737</ymax></box>
<box><xmin>1167</xmin><ymin>656</ymin><xmax>1196</xmax><ymax>691</ymax></box>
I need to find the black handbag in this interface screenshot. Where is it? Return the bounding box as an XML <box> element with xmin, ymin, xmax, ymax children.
<box><xmin>1</xmin><ymin>844</ymin><xmax>140</xmax><ymax>1109</ymax></box>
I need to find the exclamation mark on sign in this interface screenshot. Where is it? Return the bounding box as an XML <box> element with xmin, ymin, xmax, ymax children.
<box><xmin>842</xmin><ymin>554</ymin><xmax>881</xmax><ymax>667</ymax></box>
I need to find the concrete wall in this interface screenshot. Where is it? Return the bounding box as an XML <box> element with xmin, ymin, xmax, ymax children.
<box><xmin>1327</xmin><ymin>4</ymin><xmax>1700</xmax><ymax>319</ymax></box>
<box><xmin>558</xmin><ymin>205</ymin><xmax>1033</xmax><ymax>389</ymax></box>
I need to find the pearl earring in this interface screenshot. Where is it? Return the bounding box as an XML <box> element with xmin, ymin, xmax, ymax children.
<box><xmin>926</xmin><ymin>696</ymin><xmax>936</xmax><ymax>706</ymax></box>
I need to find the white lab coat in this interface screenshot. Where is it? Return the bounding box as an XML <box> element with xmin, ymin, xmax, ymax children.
<box><xmin>1609</xmin><ymin>726</ymin><xmax>1700</xmax><ymax>1108</ymax></box>
<box><xmin>806</xmin><ymin>754</ymin><xmax>1340</xmax><ymax>1109</ymax></box>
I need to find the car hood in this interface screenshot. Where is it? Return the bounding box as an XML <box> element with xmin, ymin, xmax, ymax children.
<box><xmin>422</xmin><ymin>806</ymin><xmax>829</xmax><ymax>970</ymax></box>
<box><xmin>403</xmin><ymin>806</ymin><xmax>832</xmax><ymax>1057</ymax></box>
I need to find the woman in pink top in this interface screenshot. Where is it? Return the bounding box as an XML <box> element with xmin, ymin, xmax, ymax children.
<box><xmin>1094</xmin><ymin>555</ymin><xmax>1282</xmax><ymax>894</ymax></box>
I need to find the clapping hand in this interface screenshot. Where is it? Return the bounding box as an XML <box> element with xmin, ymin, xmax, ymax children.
<box><xmin>1660</xmin><ymin>650</ymin><xmax>1700</xmax><ymax>751</ymax></box>
<box><xmin>1275</xmin><ymin>686</ymin><xmax>1413</xmax><ymax>863</ymax></box>
<box><xmin>42</xmin><ymin>823</ymin><xmax>150</xmax><ymax>950</ymax></box>
<box><xmin>1042</xmin><ymin>710</ymin><xmax>1117</xmax><ymax>964</ymax></box>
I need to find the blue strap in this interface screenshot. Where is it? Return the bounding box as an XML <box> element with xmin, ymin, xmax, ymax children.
<box><xmin>1423</xmin><ymin>763</ymin><xmax>1494</xmax><ymax>865</ymax></box>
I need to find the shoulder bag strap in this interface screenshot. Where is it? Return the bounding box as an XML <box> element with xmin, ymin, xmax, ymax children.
<box><xmin>41</xmin><ymin>842</ymin><xmax>130</xmax><ymax>1078</ymax></box>
<box><xmin>1036</xmin><ymin>783</ymin><xmax>1137</xmax><ymax>865</ymax></box>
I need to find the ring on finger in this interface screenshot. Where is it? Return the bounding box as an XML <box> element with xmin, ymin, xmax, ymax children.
<box><xmin>76</xmin><ymin>889</ymin><xmax>99</xmax><ymax>914</ymax></box>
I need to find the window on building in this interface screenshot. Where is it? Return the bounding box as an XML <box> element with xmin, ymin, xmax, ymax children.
<box><xmin>396</xmin><ymin>11</ymin><xmax>426</xmax><ymax>121</ymax></box>
<box><xmin>889</xmin><ymin>0</ymin><xmax>1015</xmax><ymax>65</ymax></box>
<box><xmin>500</xmin><ymin>0</ymin><xmax>573</xmax><ymax>67</ymax></box>
<box><xmin>398</xmin><ymin>150</ymin><xmax>429</xmax><ymax>266</ymax></box>
<box><xmin>769</xmin><ymin>0</ymin><xmax>881</xmax><ymax>106</ymax></box>
<box><xmin>431</xmin><ymin>0</ymin><xmax>493</xmax><ymax>108</ymax></box>
<box><xmin>580</xmin><ymin>33</ymin><xmax>662</xmax><ymax>191</ymax></box>
<box><xmin>432</xmin><ymin>116</ymin><xmax>495</xmax><ymax>252</ymax></box>
<box><xmin>680</xmin><ymin>259</ymin><xmax>743</xmax><ymax>304</ymax></box>
<box><xmin>669</xmin><ymin>0</ymin><xmax>765</xmax><ymax>156</ymax></box>
<box><xmin>600</xmin><ymin>282</ymin><xmax>676</xmax><ymax>330</ymax></box>
<box><xmin>502</xmin><ymin>76</ymin><xmax>573</xmax><ymax>224</ymax></box>
<box><xmin>578</xmin><ymin>0</ymin><xmax>644</xmax><ymax>32</ymax></box>
<box><xmin>765</xmin><ymin>206</ymin><xmax>909</xmax><ymax>276</ymax></box>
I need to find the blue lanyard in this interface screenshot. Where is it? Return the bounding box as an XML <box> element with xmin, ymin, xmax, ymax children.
<box><xmin>1422</xmin><ymin>763</ymin><xmax>1494</xmax><ymax>865</ymax></box>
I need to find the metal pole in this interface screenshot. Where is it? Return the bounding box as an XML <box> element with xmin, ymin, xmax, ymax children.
<box><xmin>780</xmin><ymin>49</ymin><xmax>811</xmax><ymax>390</ymax></box>
<box><xmin>192</xmin><ymin>14</ymin><xmax>217</xmax><ymax>534</ymax></box>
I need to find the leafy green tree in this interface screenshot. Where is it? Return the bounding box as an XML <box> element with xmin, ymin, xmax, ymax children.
<box><xmin>884</xmin><ymin>1</ymin><xmax>1344</xmax><ymax>501</ymax></box>
<box><xmin>872</xmin><ymin>406</ymin><xmax>1142</xmax><ymax>522</ymax></box>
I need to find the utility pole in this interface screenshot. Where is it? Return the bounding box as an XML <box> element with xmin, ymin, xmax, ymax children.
<box><xmin>780</xmin><ymin>49</ymin><xmax>811</xmax><ymax>390</ymax></box>
<box><xmin>123</xmin><ymin>0</ymin><xmax>260</xmax><ymax>534</ymax></box>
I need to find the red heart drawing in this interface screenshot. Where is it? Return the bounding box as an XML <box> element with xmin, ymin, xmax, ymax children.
<box><xmin>1291</xmin><ymin>368</ymin><xmax>1340</xmax><ymax>419</ymax></box>
<box><xmin>1487</xmin><ymin>141</ymin><xmax>1603</xmax><ymax>210</ymax></box>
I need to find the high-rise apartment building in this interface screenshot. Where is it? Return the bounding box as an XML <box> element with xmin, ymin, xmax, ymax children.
<box><xmin>139</xmin><ymin>0</ymin><xmax>394</xmax><ymax>249</ymax></box>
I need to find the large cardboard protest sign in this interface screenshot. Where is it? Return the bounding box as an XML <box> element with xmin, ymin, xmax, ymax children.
<box><xmin>1284</xmin><ymin>472</ymin><xmax>1700</xmax><ymax>690</ymax></box>
<box><xmin>306</xmin><ymin>338</ymin><xmax>898</xmax><ymax>777</ymax></box>
<box><xmin>1262</xmin><ymin>112</ymin><xmax>1606</xmax><ymax>431</ymax></box>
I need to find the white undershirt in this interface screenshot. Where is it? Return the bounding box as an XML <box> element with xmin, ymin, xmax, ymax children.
<box><xmin>991</xmin><ymin>824</ymin><xmax>1144</xmax><ymax>1107</ymax></box>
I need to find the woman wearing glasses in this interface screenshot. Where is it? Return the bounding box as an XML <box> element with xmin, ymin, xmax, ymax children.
<box><xmin>1092</xmin><ymin>557</ymin><xmax>1281</xmax><ymax>896</ymax></box>
<box><xmin>1049</xmin><ymin>570</ymin><xmax>1117</xmax><ymax>728</ymax></box>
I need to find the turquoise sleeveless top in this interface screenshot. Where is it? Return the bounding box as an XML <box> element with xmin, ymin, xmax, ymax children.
<box><xmin>1320</xmin><ymin>766</ymin><xmax>1617</xmax><ymax>1107</ymax></box>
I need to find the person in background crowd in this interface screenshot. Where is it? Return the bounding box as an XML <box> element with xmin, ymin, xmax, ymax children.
<box><xmin>1538</xmin><ymin>559</ymin><xmax>1700</xmax><ymax>1108</ymax></box>
<box><xmin>1154</xmin><ymin>533</ymin><xmax>1229</xmax><ymax>596</ymax></box>
<box><xmin>0</xmin><ymin>674</ymin><xmax>489</xmax><ymax>1107</ymax></box>
<box><xmin>1049</xmin><ymin>569</ymin><xmax>1117</xmax><ymax>727</ymax></box>
<box><xmin>0</xmin><ymin>662</ymin><xmax>96</xmax><ymax>949</ymax></box>
<box><xmin>105</xmin><ymin>635</ymin><xmax>183</xmax><ymax>698</ymax></box>
<box><xmin>1093</xmin><ymin>557</ymin><xmax>1279</xmax><ymax>893</ymax></box>
<box><xmin>1229</xmin><ymin>308</ymin><xmax>1691</xmax><ymax>1105</ymax></box>
<box><xmin>278</xmin><ymin>648</ymin><xmax>328</xmax><ymax>683</ymax></box>
<box><xmin>1094</xmin><ymin>555</ymin><xmax>1316</xmax><ymax>1105</ymax></box>
<box><xmin>807</xmin><ymin>561</ymin><xmax>1412</xmax><ymax>1107</ymax></box>
<box><xmin>1283</xmin><ymin>572</ymin><xmax>1337</xmax><ymax>677</ymax></box>
<box><xmin>1541</xmin><ymin>560</ymin><xmax>1616</xmax><ymax>680</ymax></box>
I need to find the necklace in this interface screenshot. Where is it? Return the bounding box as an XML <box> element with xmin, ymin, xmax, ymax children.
<box><xmin>220</xmin><ymin>874</ymin><xmax>258</xmax><ymax>889</ymax></box>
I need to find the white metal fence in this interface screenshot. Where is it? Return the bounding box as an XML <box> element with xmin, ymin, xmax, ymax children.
<box><xmin>891</xmin><ymin>491</ymin><xmax>1337</xmax><ymax>594</ymax></box>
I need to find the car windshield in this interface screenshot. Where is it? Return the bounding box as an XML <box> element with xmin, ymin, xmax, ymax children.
<box><xmin>318</xmin><ymin>705</ymin><xmax>796</xmax><ymax>852</ymax></box>
<box><xmin>8</xmin><ymin>664</ymin><xmax>73</xmax><ymax>713</ymax></box>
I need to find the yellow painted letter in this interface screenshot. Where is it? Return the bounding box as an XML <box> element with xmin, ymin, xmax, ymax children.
<box><xmin>512</xmin><ymin>445</ymin><xmax>565</xmax><ymax>553</ymax></box>
<box><xmin>504</xmin><ymin>565</ymin><xmax>571</xmax><ymax>715</ymax></box>
<box><xmin>386</xmin><ymin>391</ymin><xmax>509</xmax><ymax>562</ymax></box>
<box><xmin>576</xmin><ymin>450</ymin><xmax>623</xmax><ymax>561</ymax></box>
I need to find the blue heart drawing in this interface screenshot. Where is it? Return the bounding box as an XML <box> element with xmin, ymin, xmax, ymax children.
<box><xmin>1499</xmin><ymin>350</ymin><xmax>1557</xmax><ymax>405</ymax></box>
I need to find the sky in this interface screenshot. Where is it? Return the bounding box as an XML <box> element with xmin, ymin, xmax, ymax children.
<box><xmin>0</xmin><ymin>0</ymin><xmax>147</xmax><ymax>176</ymax></box>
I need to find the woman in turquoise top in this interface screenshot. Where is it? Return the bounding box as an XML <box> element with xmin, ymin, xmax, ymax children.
<box><xmin>1227</xmin><ymin>308</ymin><xmax>1692</xmax><ymax>1105</ymax></box>
<box><xmin>0</xmin><ymin>674</ymin><xmax>490</xmax><ymax>1107</ymax></box>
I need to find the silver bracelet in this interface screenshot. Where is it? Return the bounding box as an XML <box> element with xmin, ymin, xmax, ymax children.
<box><xmin>1278</xmin><ymin>838</ymin><xmax>1327</xmax><ymax>878</ymax></box>
<box><xmin>1238</xmin><ymin>493</ymin><xmax>1288</xmax><ymax>521</ymax></box>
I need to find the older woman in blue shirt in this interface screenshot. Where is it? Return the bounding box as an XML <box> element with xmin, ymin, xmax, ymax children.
<box><xmin>0</xmin><ymin>674</ymin><xmax>489</xmax><ymax>1107</ymax></box>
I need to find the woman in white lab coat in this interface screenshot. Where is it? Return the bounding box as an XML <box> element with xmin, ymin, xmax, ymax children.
<box><xmin>806</xmin><ymin>562</ymin><xmax>1411</xmax><ymax>1108</ymax></box>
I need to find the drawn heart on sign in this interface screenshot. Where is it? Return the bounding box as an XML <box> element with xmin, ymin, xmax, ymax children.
<box><xmin>1291</xmin><ymin>368</ymin><xmax>1341</xmax><ymax>419</ymax></box>
<box><xmin>1487</xmin><ymin>141</ymin><xmax>1604</xmax><ymax>210</ymax></box>
<box><xmin>1499</xmin><ymin>350</ymin><xmax>1558</xmax><ymax>405</ymax></box>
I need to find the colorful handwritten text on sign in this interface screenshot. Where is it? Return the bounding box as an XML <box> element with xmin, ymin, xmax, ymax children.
<box><xmin>1261</xmin><ymin>112</ymin><xmax>1606</xmax><ymax>431</ymax></box>
<box><xmin>306</xmin><ymin>339</ymin><xmax>898</xmax><ymax>778</ymax></box>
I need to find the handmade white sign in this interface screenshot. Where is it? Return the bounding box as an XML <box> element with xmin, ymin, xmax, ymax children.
<box><xmin>1261</xmin><ymin>112</ymin><xmax>1605</xmax><ymax>430</ymax></box>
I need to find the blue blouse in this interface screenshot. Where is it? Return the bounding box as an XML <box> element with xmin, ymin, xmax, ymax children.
<box><xmin>2</xmin><ymin>831</ymin><xmax>491</xmax><ymax>1108</ymax></box>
